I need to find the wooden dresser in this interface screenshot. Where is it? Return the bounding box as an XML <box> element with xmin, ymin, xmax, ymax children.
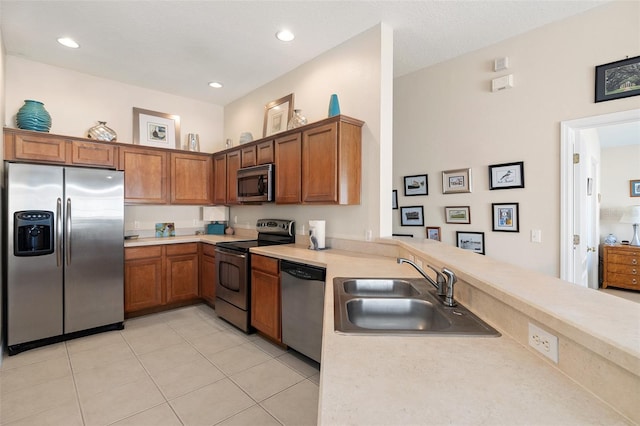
<box><xmin>600</xmin><ymin>244</ymin><xmax>639</xmax><ymax>291</ymax></box>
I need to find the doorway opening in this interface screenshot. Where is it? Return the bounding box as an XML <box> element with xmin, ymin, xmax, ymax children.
<box><xmin>560</xmin><ymin>108</ymin><xmax>640</xmax><ymax>287</ymax></box>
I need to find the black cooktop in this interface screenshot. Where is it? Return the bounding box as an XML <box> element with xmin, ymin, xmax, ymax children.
<box><xmin>215</xmin><ymin>219</ymin><xmax>295</xmax><ymax>253</ymax></box>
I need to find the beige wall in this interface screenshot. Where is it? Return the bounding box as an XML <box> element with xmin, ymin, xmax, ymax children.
<box><xmin>4</xmin><ymin>57</ymin><xmax>224</xmax><ymax>153</ymax></box>
<box><xmin>600</xmin><ymin>144</ymin><xmax>640</xmax><ymax>241</ymax></box>
<box><xmin>1</xmin><ymin>18</ymin><xmax>5</xmax><ymax>359</ymax></box>
<box><xmin>224</xmin><ymin>25</ymin><xmax>391</xmax><ymax>240</ymax></box>
<box><xmin>393</xmin><ymin>1</ymin><xmax>640</xmax><ymax>276</ymax></box>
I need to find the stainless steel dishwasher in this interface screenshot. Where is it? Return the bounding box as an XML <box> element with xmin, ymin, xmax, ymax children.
<box><xmin>280</xmin><ymin>260</ymin><xmax>326</xmax><ymax>363</ymax></box>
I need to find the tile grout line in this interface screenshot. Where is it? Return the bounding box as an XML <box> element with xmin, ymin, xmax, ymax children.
<box><xmin>65</xmin><ymin>342</ymin><xmax>89</xmax><ymax>426</ymax></box>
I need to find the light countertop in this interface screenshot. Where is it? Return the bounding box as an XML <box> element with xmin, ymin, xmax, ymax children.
<box><xmin>124</xmin><ymin>234</ymin><xmax>249</xmax><ymax>248</ymax></box>
<box><xmin>251</xmin><ymin>241</ymin><xmax>638</xmax><ymax>425</ymax></box>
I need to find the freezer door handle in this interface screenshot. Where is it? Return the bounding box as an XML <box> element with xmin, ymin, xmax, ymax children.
<box><xmin>66</xmin><ymin>198</ymin><xmax>72</xmax><ymax>266</ymax></box>
<box><xmin>56</xmin><ymin>198</ymin><xmax>63</xmax><ymax>267</ymax></box>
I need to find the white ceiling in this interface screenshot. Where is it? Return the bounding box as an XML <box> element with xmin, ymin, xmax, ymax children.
<box><xmin>0</xmin><ymin>1</ymin><xmax>607</xmax><ymax>106</ymax></box>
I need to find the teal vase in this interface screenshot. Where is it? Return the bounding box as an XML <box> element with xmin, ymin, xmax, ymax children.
<box><xmin>328</xmin><ymin>94</ymin><xmax>341</xmax><ymax>117</ymax></box>
<box><xmin>16</xmin><ymin>100</ymin><xmax>52</xmax><ymax>132</ymax></box>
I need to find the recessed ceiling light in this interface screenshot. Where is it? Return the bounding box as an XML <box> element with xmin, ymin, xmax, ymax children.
<box><xmin>208</xmin><ymin>82</ymin><xmax>223</xmax><ymax>88</ymax></box>
<box><xmin>57</xmin><ymin>37</ymin><xmax>79</xmax><ymax>49</ymax></box>
<box><xmin>276</xmin><ymin>29</ymin><xmax>295</xmax><ymax>42</ymax></box>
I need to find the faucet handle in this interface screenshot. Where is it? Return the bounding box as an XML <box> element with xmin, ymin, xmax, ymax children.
<box><xmin>426</xmin><ymin>265</ymin><xmax>445</xmax><ymax>282</ymax></box>
<box><xmin>426</xmin><ymin>265</ymin><xmax>446</xmax><ymax>296</ymax></box>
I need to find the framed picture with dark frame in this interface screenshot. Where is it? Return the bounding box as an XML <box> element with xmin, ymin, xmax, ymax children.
<box><xmin>595</xmin><ymin>55</ymin><xmax>640</xmax><ymax>103</ymax></box>
<box><xmin>489</xmin><ymin>161</ymin><xmax>524</xmax><ymax>190</ymax></box>
<box><xmin>426</xmin><ymin>226</ymin><xmax>441</xmax><ymax>241</ymax></box>
<box><xmin>133</xmin><ymin>107</ymin><xmax>180</xmax><ymax>149</ymax></box>
<box><xmin>263</xmin><ymin>93</ymin><xmax>294</xmax><ymax>137</ymax></box>
<box><xmin>631</xmin><ymin>179</ymin><xmax>640</xmax><ymax>197</ymax></box>
<box><xmin>392</xmin><ymin>190</ymin><xmax>398</xmax><ymax>209</ymax></box>
<box><xmin>492</xmin><ymin>202</ymin><xmax>520</xmax><ymax>232</ymax></box>
<box><xmin>400</xmin><ymin>206</ymin><xmax>424</xmax><ymax>226</ymax></box>
<box><xmin>403</xmin><ymin>174</ymin><xmax>428</xmax><ymax>196</ymax></box>
<box><xmin>442</xmin><ymin>168</ymin><xmax>472</xmax><ymax>194</ymax></box>
<box><xmin>445</xmin><ymin>206</ymin><xmax>470</xmax><ymax>224</ymax></box>
<box><xmin>456</xmin><ymin>231</ymin><xmax>485</xmax><ymax>255</ymax></box>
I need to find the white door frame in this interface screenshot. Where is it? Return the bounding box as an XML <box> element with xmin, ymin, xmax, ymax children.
<box><xmin>560</xmin><ymin>108</ymin><xmax>640</xmax><ymax>283</ymax></box>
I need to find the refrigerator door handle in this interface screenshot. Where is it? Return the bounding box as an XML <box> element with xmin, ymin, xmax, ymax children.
<box><xmin>56</xmin><ymin>198</ymin><xmax>63</xmax><ymax>267</ymax></box>
<box><xmin>66</xmin><ymin>198</ymin><xmax>72</xmax><ymax>266</ymax></box>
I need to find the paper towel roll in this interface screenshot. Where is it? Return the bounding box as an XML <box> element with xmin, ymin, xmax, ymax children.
<box><xmin>309</xmin><ymin>220</ymin><xmax>326</xmax><ymax>249</ymax></box>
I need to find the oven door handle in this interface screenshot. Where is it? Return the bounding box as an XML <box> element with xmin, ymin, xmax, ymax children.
<box><xmin>215</xmin><ymin>249</ymin><xmax>246</xmax><ymax>259</ymax></box>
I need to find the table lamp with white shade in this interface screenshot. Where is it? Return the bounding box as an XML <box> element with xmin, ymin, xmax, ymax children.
<box><xmin>202</xmin><ymin>206</ymin><xmax>229</xmax><ymax>235</ymax></box>
<box><xmin>619</xmin><ymin>205</ymin><xmax>640</xmax><ymax>246</ymax></box>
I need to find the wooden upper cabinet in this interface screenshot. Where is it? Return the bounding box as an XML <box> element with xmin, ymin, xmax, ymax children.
<box><xmin>256</xmin><ymin>140</ymin><xmax>274</xmax><ymax>165</ymax></box>
<box><xmin>226</xmin><ymin>149</ymin><xmax>241</xmax><ymax>204</ymax></box>
<box><xmin>213</xmin><ymin>153</ymin><xmax>227</xmax><ymax>204</ymax></box>
<box><xmin>71</xmin><ymin>140</ymin><xmax>117</xmax><ymax>168</ymax></box>
<box><xmin>274</xmin><ymin>133</ymin><xmax>302</xmax><ymax>204</ymax></box>
<box><xmin>170</xmin><ymin>152</ymin><xmax>212</xmax><ymax>204</ymax></box>
<box><xmin>302</xmin><ymin>118</ymin><xmax>362</xmax><ymax>205</ymax></box>
<box><xmin>241</xmin><ymin>145</ymin><xmax>257</xmax><ymax>168</ymax></box>
<box><xmin>9</xmin><ymin>131</ymin><xmax>68</xmax><ymax>163</ymax></box>
<box><xmin>119</xmin><ymin>146</ymin><xmax>169</xmax><ymax>204</ymax></box>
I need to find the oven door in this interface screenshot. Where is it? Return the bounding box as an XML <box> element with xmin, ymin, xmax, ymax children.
<box><xmin>215</xmin><ymin>248</ymin><xmax>248</xmax><ymax>309</ymax></box>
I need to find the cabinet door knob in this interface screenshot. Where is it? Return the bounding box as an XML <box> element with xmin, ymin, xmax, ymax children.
<box><xmin>632</xmin><ymin>259</ymin><xmax>638</xmax><ymax>265</ymax></box>
<box><xmin>632</xmin><ymin>269</ymin><xmax>637</xmax><ymax>275</ymax></box>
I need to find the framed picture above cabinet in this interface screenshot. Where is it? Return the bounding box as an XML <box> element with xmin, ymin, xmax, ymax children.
<box><xmin>133</xmin><ymin>107</ymin><xmax>180</xmax><ymax>149</ymax></box>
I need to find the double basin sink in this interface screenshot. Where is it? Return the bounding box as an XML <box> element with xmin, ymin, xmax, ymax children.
<box><xmin>333</xmin><ymin>278</ymin><xmax>500</xmax><ymax>337</ymax></box>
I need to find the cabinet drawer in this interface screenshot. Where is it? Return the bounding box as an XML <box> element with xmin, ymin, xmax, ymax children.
<box><xmin>606</xmin><ymin>272</ymin><xmax>639</xmax><ymax>287</ymax></box>
<box><xmin>608</xmin><ymin>247</ymin><xmax>639</xmax><ymax>257</ymax></box>
<box><xmin>166</xmin><ymin>243</ymin><xmax>198</xmax><ymax>256</ymax></box>
<box><xmin>608</xmin><ymin>254</ymin><xmax>639</xmax><ymax>266</ymax></box>
<box><xmin>251</xmin><ymin>254</ymin><xmax>279</xmax><ymax>275</ymax></box>
<box><xmin>606</xmin><ymin>264</ymin><xmax>639</xmax><ymax>275</ymax></box>
<box><xmin>202</xmin><ymin>243</ymin><xmax>216</xmax><ymax>257</ymax></box>
<box><xmin>125</xmin><ymin>245</ymin><xmax>163</xmax><ymax>260</ymax></box>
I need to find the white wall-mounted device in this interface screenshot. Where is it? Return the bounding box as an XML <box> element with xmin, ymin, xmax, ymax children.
<box><xmin>491</xmin><ymin>74</ymin><xmax>514</xmax><ymax>92</ymax></box>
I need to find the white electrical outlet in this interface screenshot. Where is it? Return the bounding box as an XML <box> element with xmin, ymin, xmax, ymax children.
<box><xmin>528</xmin><ymin>323</ymin><xmax>558</xmax><ymax>363</ymax></box>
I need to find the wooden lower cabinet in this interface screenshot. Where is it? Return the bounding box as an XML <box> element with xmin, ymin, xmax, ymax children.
<box><xmin>166</xmin><ymin>243</ymin><xmax>199</xmax><ymax>303</ymax></box>
<box><xmin>200</xmin><ymin>244</ymin><xmax>216</xmax><ymax>306</ymax></box>
<box><xmin>124</xmin><ymin>243</ymin><xmax>201</xmax><ymax>316</ymax></box>
<box><xmin>251</xmin><ymin>254</ymin><xmax>281</xmax><ymax>341</ymax></box>
<box><xmin>124</xmin><ymin>246</ymin><xmax>164</xmax><ymax>314</ymax></box>
<box><xmin>601</xmin><ymin>244</ymin><xmax>639</xmax><ymax>291</ymax></box>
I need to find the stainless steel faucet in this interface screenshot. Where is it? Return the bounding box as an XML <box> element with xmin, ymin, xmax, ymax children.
<box><xmin>397</xmin><ymin>257</ymin><xmax>457</xmax><ymax>307</ymax></box>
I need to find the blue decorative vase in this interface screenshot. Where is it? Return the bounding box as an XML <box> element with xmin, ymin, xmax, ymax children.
<box><xmin>328</xmin><ymin>94</ymin><xmax>341</xmax><ymax>117</ymax></box>
<box><xmin>16</xmin><ymin>100</ymin><xmax>52</xmax><ymax>132</ymax></box>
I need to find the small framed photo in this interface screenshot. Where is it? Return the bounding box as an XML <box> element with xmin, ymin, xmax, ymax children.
<box><xmin>426</xmin><ymin>226</ymin><xmax>441</xmax><ymax>241</ymax></box>
<box><xmin>133</xmin><ymin>107</ymin><xmax>180</xmax><ymax>149</ymax></box>
<box><xmin>400</xmin><ymin>206</ymin><xmax>424</xmax><ymax>226</ymax></box>
<box><xmin>489</xmin><ymin>161</ymin><xmax>524</xmax><ymax>190</ymax></box>
<box><xmin>445</xmin><ymin>206</ymin><xmax>471</xmax><ymax>224</ymax></box>
<box><xmin>456</xmin><ymin>231</ymin><xmax>485</xmax><ymax>255</ymax></box>
<box><xmin>392</xmin><ymin>190</ymin><xmax>398</xmax><ymax>209</ymax></box>
<box><xmin>595</xmin><ymin>55</ymin><xmax>640</xmax><ymax>103</ymax></box>
<box><xmin>403</xmin><ymin>174</ymin><xmax>428</xmax><ymax>196</ymax></box>
<box><xmin>492</xmin><ymin>203</ymin><xmax>520</xmax><ymax>232</ymax></box>
<box><xmin>631</xmin><ymin>179</ymin><xmax>640</xmax><ymax>197</ymax></box>
<box><xmin>263</xmin><ymin>93</ymin><xmax>294</xmax><ymax>137</ymax></box>
<box><xmin>442</xmin><ymin>168</ymin><xmax>472</xmax><ymax>194</ymax></box>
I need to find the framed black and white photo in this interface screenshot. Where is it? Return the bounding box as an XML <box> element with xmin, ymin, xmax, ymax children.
<box><xmin>456</xmin><ymin>231</ymin><xmax>485</xmax><ymax>255</ymax></box>
<box><xmin>445</xmin><ymin>206</ymin><xmax>471</xmax><ymax>224</ymax></box>
<box><xmin>263</xmin><ymin>93</ymin><xmax>294</xmax><ymax>137</ymax></box>
<box><xmin>492</xmin><ymin>202</ymin><xmax>520</xmax><ymax>232</ymax></box>
<box><xmin>489</xmin><ymin>161</ymin><xmax>524</xmax><ymax>190</ymax></box>
<box><xmin>400</xmin><ymin>206</ymin><xmax>424</xmax><ymax>226</ymax></box>
<box><xmin>442</xmin><ymin>168</ymin><xmax>472</xmax><ymax>194</ymax></box>
<box><xmin>426</xmin><ymin>226</ymin><xmax>441</xmax><ymax>241</ymax></box>
<box><xmin>133</xmin><ymin>107</ymin><xmax>180</xmax><ymax>149</ymax></box>
<box><xmin>403</xmin><ymin>174</ymin><xmax>428</xmax><ymax>196</ymax></box>
<box><xmin>392</xmin><ymin>190</ymin><xmax>398</xmax><ymax>209</ymax></box>
<box><xmin>631</xmin><ymin>179</ymin><xmax>640</xmax><ymax>197</ymax></box>
<box><xmin>595</xmin><ymin>55</ymin><xmax>640</xmax><ymax>103</ymax></box>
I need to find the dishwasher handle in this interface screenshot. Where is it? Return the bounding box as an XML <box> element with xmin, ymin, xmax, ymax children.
<box><xmin>281</xmin><ymin>260</ymin><xmax>326</xmax><ymax>282</ymax></box>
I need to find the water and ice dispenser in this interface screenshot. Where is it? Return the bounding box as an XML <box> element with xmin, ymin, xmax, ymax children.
<box><xmin>14</xmin><ymin>211</ymin><xmax>55</xmax><ymax>256</ymax></box>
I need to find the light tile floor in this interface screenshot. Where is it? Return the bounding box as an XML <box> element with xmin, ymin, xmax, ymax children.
<box><xmin>0</xmin><ymin>304</ymin><xmax>320</xmax><ymax>426</ymax></box>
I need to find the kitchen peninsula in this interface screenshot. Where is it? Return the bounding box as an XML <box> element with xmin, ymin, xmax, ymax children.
<box><xmin>250</xmin><ymin>237</ymin><xmax>639</xmax><ymax>425</ymax></box>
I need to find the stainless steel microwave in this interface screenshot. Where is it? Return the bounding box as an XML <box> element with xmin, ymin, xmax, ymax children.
<box><xmin>237</xmin><ymin>163</ymin><xmax>274</xmax><ymax>203</ymax></box>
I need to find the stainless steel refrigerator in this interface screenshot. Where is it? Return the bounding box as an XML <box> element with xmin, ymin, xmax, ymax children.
<box><xmin>6</xmin><ymin>162</ymin><xmax>124</xmax><ymax>355</ymax></box>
